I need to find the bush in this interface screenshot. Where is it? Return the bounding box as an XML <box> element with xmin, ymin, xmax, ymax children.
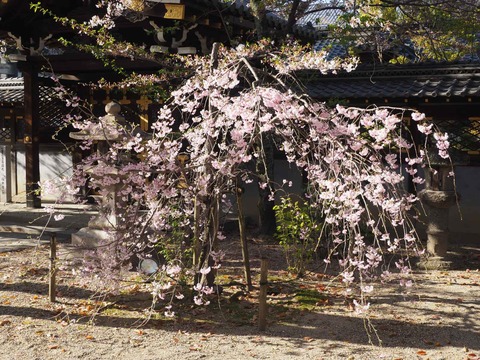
<box><xmin>273</xmin><ymin>197</ymin><xmax>321</xmax><ymax>277</ymax></box>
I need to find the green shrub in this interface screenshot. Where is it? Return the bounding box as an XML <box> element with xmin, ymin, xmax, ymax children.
<box><xmin>273</xmin><ymin>197</ymin><xmax>321</xmax><ymax>277</ymax></box>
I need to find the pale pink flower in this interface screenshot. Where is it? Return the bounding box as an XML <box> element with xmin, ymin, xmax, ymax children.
<box><xmin>411</xmin><ymin>112</ymin><xmax>426</xmax><ymax>121</ymax></box>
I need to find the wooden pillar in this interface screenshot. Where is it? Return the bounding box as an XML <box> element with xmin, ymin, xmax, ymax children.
<box><xmin>23</xmin><ymin>60</ymin><xmax>41</xmax><ymax>208</ymax></box>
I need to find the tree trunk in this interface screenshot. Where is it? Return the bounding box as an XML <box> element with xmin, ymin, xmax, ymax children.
<box><xmin>250</xmin><ymin>0</ymin><xmax>267</xmax><ymax>39</ymax></box>
<box><xmin>256</xmin><ymin>133</ymin><xmax>276</xmax><ymax>235</ymax></box>
<box><xmin>286</xmin><ymin>0</ymin><xmax>301</xmax><ymax>35</ymax></box>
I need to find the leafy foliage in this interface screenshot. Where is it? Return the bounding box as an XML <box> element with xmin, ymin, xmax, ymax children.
<box><xmin>273</xmin><ymin>197</ymin><xmax>320</xmax><ymax>277</ymax></box>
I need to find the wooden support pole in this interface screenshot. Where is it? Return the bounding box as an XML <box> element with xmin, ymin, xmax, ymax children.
<box><xmin>193</xmin><ymin>196</ymin><xmax>202</xmax><ymax>270</ymax></box>
<box><xmin>23</xmin><ymin>60</ymin><xmax>41</xmax><ymax>208</ymax></box>
<box><xmin>210</xmin><ymin>42</ymin><xmax>220</xmax><ymax>72</ymax></box>
<box><xmin>49</xmin><ymin>233</ymin><xmax>57</xmax><ymax>302</ymax></box>
<box><xmin>258</xmin><ymin>257</ymin><xmax>268</xmax><ymax>331</ymax></box>
<box><xmin>237</xmin><ymin>187</ymin><xmax>253</xmax><ymax>291</ymax></box>
<box><xmin>206</xmin><ymin>196</ymin><xmax>220</xmax><ymax>287</ymax></box>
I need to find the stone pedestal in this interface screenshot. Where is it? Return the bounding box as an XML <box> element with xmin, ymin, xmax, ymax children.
<box><xmin>417</xmin><ymin>149</ymin><xmax>469</xmax><ymax>270</ymax></box>
<box><xmin>71</xmin><ymin>178</ymin><xmax>122</xmax><ymax>249</ymax></box>
<box><xmin>418</xmin><ymin>189</ymin><xmax>456</xmax><ymax>270</ymax></box>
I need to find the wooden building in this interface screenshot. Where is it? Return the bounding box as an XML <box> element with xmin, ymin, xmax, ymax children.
<box><xmin>303</xmin><ymin>62</ymin><xmax>480</xmax><ymax>243</ymax></box>
<box><xmin>0</xmin><ymin>0</ymin><xmax>319</xmax><ymax>207</ymax></box>
<box><xmin>1</xmin><ymin>1</ymin><xmax>479</xmax><ymax>243</ymax></box>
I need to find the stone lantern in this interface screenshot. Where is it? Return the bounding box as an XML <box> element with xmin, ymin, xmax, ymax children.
<box><xmin>69</xmin><ymin>102</ymin><xmax>126</xmax><ymax>249</ymax></box>
<box><xmin>418</xmin><ymin>149</ymin><xmax>469</xmax><ymax>269</ymax></box>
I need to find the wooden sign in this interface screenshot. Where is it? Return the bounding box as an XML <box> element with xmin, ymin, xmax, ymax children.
<box><xmin>164</xmin><ymin>4</ymin><xmax>185</xmax><ymax>19</ymax></box>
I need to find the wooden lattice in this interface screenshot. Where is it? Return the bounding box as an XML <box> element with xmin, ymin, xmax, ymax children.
<box><xmin>434</xmin><ymin>118</ymin><xmax>480</xmax><ymax>155</ymax></box>
<box><xmin>0</xmin><ymin>127</ymin><xmax>11</xmax><ymax>142</ymax></box>
<box><xmin>39</xmin><ymin>86</ymin><xmax>70</xmax><ymax>129</ymax></box>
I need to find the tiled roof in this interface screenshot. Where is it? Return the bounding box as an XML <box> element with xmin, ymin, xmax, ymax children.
<box><xmin>0</xmin><ymin>77</ymin><xmax>23</xmax><ymax>103</ymax></box>
<box><xmin>297</xmin><ymin>0</ymin><xmax>343</xmax><ymax>30</ymax></box>
<box><xmin>304</xmin><ymin>64</ymin><xmax>480</xmax><ymax>99</ymax></box>
<box><xmin>312</xmin><ymin>37</ymin><xmax>421</xmax><ymax>63</ymax></box>
<box><xmin>313</xmin><ymin>38</ymin><xmax>347</xmax><ymax>60</ymax></box>
<box><xmin>189</xmin><ymin>0</ymin><xmax>321</xmax><ymax>40</ymax></box>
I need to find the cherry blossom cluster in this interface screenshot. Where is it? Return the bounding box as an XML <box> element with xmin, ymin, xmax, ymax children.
<box><xmin>50</xmin><ymin>43</ymin><xmax>450</xmax><ymax>316</ymax></box>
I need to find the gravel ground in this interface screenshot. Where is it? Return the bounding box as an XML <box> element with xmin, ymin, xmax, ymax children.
<box><xmin>1</xmin><ymin>240</ymin><xmax>480</xmax><ymax>360</ymax></box>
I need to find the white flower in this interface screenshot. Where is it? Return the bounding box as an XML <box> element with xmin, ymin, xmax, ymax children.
<box><xmin>342</xmin><ymin>271</ymin><xmax>355</xmax><ymax>284</ymax></box>
<box><xmin>44</xmin><ymin>205</ymin><xmax>55</xmax><ymax>214</ymax></box>
<box><xmin>193</xmin><ymin>296</ymin><xmax>203</xmax><ymax>305</ymax></box>
<box><xmin>353</xmin><ymin>299</ymin><xmax>370</xmax><ymax>314</ymax></box>
<box><xmin>361</xmin><ymin>285</ymin><xmax>374</xmax><ymax>293</ymax></box>
<box><xmin>417</xmin><ymin>123</ymin><xmax>433</xmax><ymax>135</ymax></box>
<box><xmin>200</xmin><ymin>267</ymin><xmax>211</xmax><ymax>275</ymax></box>
<box><xmin>164</xmin><ymin>309</ymin><xmax>175</xmax><ymax>318</ymax></box>
<box><xmin>54</xmin><ymin>214</ymin><xmax>65</xmax><ymax>221</ymax></box>
<box><xmin>411</xmin><ymin>112</ymin><xmax>426</xmax><ymax>122</ymax></box>
<box><xmin>166</xmin><ymin>265</ymin><xmax>182</xmax><ymax>276</ymax></box>
<box><xmin>193</xmin><ymin>283</ymin><xmax>202</xmax><ymax>291</ymax></box>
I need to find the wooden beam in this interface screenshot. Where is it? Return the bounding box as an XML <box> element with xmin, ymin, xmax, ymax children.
<box><xmin>32</xmin><ymin>54</ymin><xmax>163</xmax><ymax>75</ymax></box>
<box><xmin>23</xmin><ymin>60</ymin><xmax>41</xmax><ymax>208</ymax></box>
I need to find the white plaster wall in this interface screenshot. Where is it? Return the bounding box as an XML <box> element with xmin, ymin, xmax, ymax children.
<box><xmin>449</xmin><ymin>166</ymin><xmax>480</xmax><ymax>244</ymax></box>
<box><xmin>0</xmin><ymin>145</ymin><xmax>12</xmax><ymax>203</ymax></box>
<box><xmin>15</xmin><ymin>144</ymin><xmax>73</xmax><ymax>202</ymax></box>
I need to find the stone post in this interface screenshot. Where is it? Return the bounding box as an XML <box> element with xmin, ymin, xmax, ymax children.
<box><xmin>418</xmin><ymin>149</ymin><xmax>469</xmax><ymax>269</ymax></box>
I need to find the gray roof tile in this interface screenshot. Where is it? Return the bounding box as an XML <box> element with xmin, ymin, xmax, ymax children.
<box><xmin>313</xmin><ymin>39</ymin><xmax>347</xmax><ymax>60</ymax></box>
<box><xmin>0</xmin><ymin>77</ymin><xmax>23</xmax><ymax>103</ymax></box>
<box><xmin>297</xmin><ymin>7</ymin><xmax>343</xmax><ymax>30</ymax></box>
<box><xmin>305</xmin><ymin>64</ymin><xmax>480</xmax><ymax>99</ymax></box>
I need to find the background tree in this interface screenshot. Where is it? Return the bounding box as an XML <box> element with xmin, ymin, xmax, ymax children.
<box><xmin>256</xmin><ymin>0</ymin><xmax>480</xmax><ymax>62</ymax></box>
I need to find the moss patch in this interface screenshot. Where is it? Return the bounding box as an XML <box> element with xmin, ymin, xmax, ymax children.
<box><xmin>294</xmin><ymin>289</ymin><xmax>328</xmax><ymax>307</ymax></box>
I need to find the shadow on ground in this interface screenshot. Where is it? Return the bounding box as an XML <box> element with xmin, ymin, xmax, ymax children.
<box><xmin>0</xmin><ymin>288</ymin><xmax>478</xmax><ymax>351</ymax></box>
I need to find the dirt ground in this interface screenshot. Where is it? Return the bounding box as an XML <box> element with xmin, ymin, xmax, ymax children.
<box><xmin>1</xmin><ymin>238</ymin><xmax>480</xmax><ymax>360</ymax></box>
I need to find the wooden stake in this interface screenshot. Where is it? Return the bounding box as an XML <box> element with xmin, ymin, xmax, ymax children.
<box><xmin>237</xmin><ymin>187</ymin><xmax>253</xmax><ymax>291</ymax></box>
<box><xmin>49</xmin><ymin>233</ymin><xmax>57</xmax><ymax>302</ymax></box>
<box><xmin>210</xmin><ymin>42</ymin><xmax>220</xmax><ymax>72</ymax></box>
<box><xmin>258</xmin><ymin>257</ymin><xmax>268</xmax><ymax>331</ymax></box>
<box><xmin>193</xmin><ymin>196</ymin><xmax>202</xmax><ymax>269</ymax></box>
